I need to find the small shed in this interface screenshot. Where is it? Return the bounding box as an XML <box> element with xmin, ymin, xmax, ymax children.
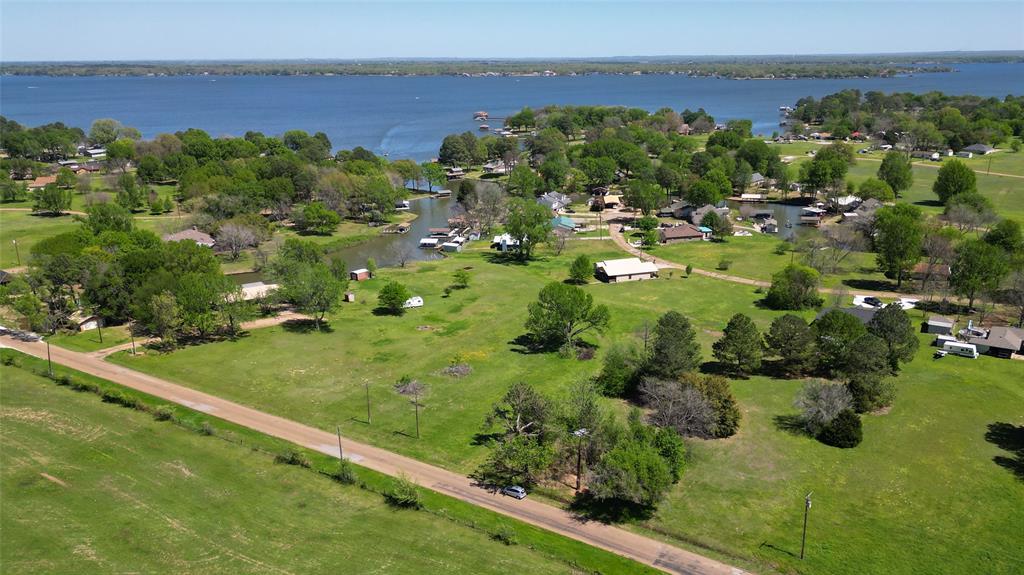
<box><xmin>925</xmin><ymin>315</ymin><xmax>955</xmax><ymax>335</ymax></box>
<box><xmin>70</xmin><ymin>311</ymin><xmax>101</xmax><ymax>332</ymax></box>
<box><xmin>344</xmin><ymin>292</ymin><xmax>356</xmax><ymax>303</ymax></box>
<box><xmin>350</xmin><ymin>268</ymin><xmax>371</xmax><ymax>281</ymax></box>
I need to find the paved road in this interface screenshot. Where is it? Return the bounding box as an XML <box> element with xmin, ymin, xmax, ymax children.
<box><xmin>0</xmin><ymin>335</ymin><xmax>747</xmax><ymax>575</ymax></box>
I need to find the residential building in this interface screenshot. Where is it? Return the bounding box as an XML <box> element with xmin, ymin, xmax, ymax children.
<box><xmin>659</xmin><ymin>223</ymin><xmax>705</xmax><ymax>243</ymax></box>
<box><xmin>162</xmin><ymin>227</ymin><xmax>215</xmax><ymax>248</ymax></box>
<box><xmin>594</xmin><ymin>257</ymin><xmax>659</xmax><ymax>283</ymax></box>
<box><xmin>962</xmin><ymin>144</ymin><xmax>996</xmax><ymax>155</ymax></box>
<box><xmin>968</xmin><ymin>326</ymin><xmax>1024</xmax><ymax>359</ymax></box>
<box><xmin>538</xmin><ymin>191</ymin><xmax>572</xmax><ymax>213</ymax></box>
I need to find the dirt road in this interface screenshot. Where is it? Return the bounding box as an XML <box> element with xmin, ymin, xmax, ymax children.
<box><xmin>0</xmin><ymin>335</ymin><xmax>747</xmax><ymax>575</ymax></box>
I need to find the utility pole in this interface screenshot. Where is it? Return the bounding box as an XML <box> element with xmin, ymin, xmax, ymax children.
<box><xmin>12</xmin><ymin>239</ymin><xmax>21</xmax><ymax>266</ymax></box>
<box><xmin>46</xmin><ymin>340</ymin><xmax>53</xmax><ymax>378</ymax></box>
<box><xmin>95</xmin><ymin>315</ymin><xmax>103</xmax><ymax>344</ymax></box>
<box><xmin>336</xmin><ymin>425</ymin><xmax>344</xmax><ymax>461</ymax></box>
<box><xmin>365</xmin><ymin>380</ymin><xmax>371</xmax><ymax>425</ymax></box>
<box><xmin>413</xmin><ymin>390</ymin><xmax>421</xmax><ymax>439</ymax></box>
<box><xmin>129</xmin><ymin>322</ymin><xmax>137</xmax><ymax>355</ymax></box>
<box><xmin>800</xmin><ymin>492</ymin><xmax>812</xmax><ymax>560</ymax></box>
<box><xmin>573</xmin><ymin>428</ymin><xmax>589</xmax><ymax>493</ymax></box>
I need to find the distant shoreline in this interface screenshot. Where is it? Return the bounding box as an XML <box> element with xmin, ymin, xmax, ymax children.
<box><xmin>3</xmin><ymin>53</ymin><xmax>1022</xmax><ymax>79</ymax></box>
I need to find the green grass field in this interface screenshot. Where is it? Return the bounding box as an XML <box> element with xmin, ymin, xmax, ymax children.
<box><xmin>0</xmin><ymin>211</ymin><xmax>80</xmax><ymax>269</ymax></box>
<box><xmin>0</xmin><ymin>361</ymin><xmax>651</xmax><ymax>575</ymax></box>
<box><xmin>104</xmin><ymin>241</ymin><xmax>1024</xmax><ymax>574</ymax></box>
<box><xmin>46</xmin><ymin>325</ymin><xmax>133</xmax><ymax>353</ymax></box>
<box><xmin>645</xmin><ymin>330</ymin><xmax>1024</xmax><ymax>575</ymax></box>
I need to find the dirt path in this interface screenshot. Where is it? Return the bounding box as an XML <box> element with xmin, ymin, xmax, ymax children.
<box><xmin>0</xmin><ymin>335</ymin><xmax>746</xmax><ymax>575</ymax></box>
<box><xmin>609</xmin><ymin>224</ymin><xmax>934</xmax><ymax>299</ymax></box>
<box><xmin>87</xmin><ymin>311</ymin><xmax>312</xmax><ymax>358</ymax></box>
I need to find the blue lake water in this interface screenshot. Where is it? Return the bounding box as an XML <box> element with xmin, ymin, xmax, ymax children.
<box><xmin>2</xmin><ymin>63</ymin><xmax>1022</xmax><ymax>162</ymax></box>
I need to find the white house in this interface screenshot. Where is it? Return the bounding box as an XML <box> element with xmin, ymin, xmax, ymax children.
<box><xmin>594</xmin><ymin>257</ymin><xmax>659</xmax><ymax>283</ymax></box>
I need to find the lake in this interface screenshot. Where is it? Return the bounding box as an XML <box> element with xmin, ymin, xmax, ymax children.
<box><xmin>2</xmin><ymin>63</ymin><xmax>1022</xmax><ymax>162</ymax></box>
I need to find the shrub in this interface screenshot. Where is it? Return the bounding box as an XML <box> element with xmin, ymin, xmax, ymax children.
<box><xmin>685</xmin><ymin>264</ymin><xmax>693</xmax><ymax>276</ymax></box>
<box><xmin>334</xmin><ymin>458</ymin><xmax>358</xmax><ymax>485</ymax></box>
<box><xmin>56</xmin><ymin>374</ymin><xmax>73</xmax><ymax>386</ymax></box>
<box><xmin>716</xmin><ymin>259</ymin><xmax>732</xmax><ymax>271</ymax></box>
<box><xmin>846</xmin><ymin>375</ymin><xmax>896</xmax><ymax>413</ymax></box>
<box><xmin>491</xmin><ymin>524</ymin><xmax>519</xmax><ymax>546</ymax></box>
<box><xmin>794</xmin><ymin>380</ymin><xmax>853</xmax><ymax>435</ymax></box>
<box><xmin>774</xmin><ymin>241</ymin><xmax>792</xmax><ymax>255</ymax></box>
<box><xmin>384</xmin><ymin>473</ymin><xmax>422</xmax><ymax>509</ymax></box>
<box><xmin>817</xmin><ymin>409</ymin><xmax>863</xmax><ymax>448</ymax></box>
<box><xmin>199</xmin><ymin>422</ymin><xmax>215</xmax><ymax>436</ymax></box>
<box><xmin>101</xmin><ymin>389</ymin><xmax>129</xmax><ymax>406</ymax></box>
<box><xmin>274</xmin><ymin>450</ymin><xmax>311</xmax><ymax>468</ymax></box>
<box><xmin>153</xmin><ymin>405</ymin><xmax>175</xmax><ymax>421</ymax></box>
<box><xmin>1</xmin><ymin>355</ymin><xmax>17</xmax><ymax>366</ymax></box>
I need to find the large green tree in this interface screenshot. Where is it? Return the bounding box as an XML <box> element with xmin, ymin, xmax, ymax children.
<box><xmin>765</xmin><ymin>264</ymin><xmax>822</xmax><ymax>310</ymax></box>
<box><xmin>933</xmin><ymin>159</ymin><xmax>977</xmax><ymax>204</ymax></box>
<box><xmin>813</xmin><ymin>310</ymin><xmax>867</xmax><ymax>376</ymax></box>
<box><xmin>867</xmin><ymin>303</ymin><xmax>919</xmax><ymax>371</ymax></box>
<box><xmin>877</xmin><ymin>151</ymin><xmax>913</xmax><ymax>196</ymax></box>
<box><xmin>712</xmin><ymin>313</ymin><xmax>763</xmax><ymax>375</ymax></box>
<box><xmin>874</xmin><ymin>204</ymin><xmax>924</xmax><ymax>288</ymax></box>
<box><xmin>504</xmin><ymin>198</ymin><xmax>552</xmax><ymax>259</ymax></box>
<box><xmin>766</xmin><ymin>314</ymin><xmax>816</xmax><ymax>375</ymax></box>
<box><xmin>950</xmin><ymin>239</ymin><xmax>1010</xmax><ymax>309</ymax></box>
<box><xmin>525</xmin><ymin>282</ymin><xmax>610</xmax><ymax>350</ymax></box>
<box><xmin>646</xmin><ymin>311</ymin><xmax>701</xmax><ymax>379</ymax></box>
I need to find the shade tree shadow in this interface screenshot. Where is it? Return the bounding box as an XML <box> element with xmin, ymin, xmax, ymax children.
<box><xmin>280</xmin><ymin>319</ymin><xmax>334</xmax><ymax>333</ymax></box>
<box><xmin>773</xmin><ymin>414</ymin><xmax>810</xmax><ymax>437</ymax></box>
<box><xmin>568</xmin><ymin>492</ymin><xmax>656</xmax><ymax>524</ymax></box>
<box><xmin>841</xmin><ymin>278</ymin><xmax>901</xmax><ymax>293</ymax></box>
<box><xmin>985</xmin><ymin>422</ymin><xmax>1024</xmax><ymax>481</ymax></box>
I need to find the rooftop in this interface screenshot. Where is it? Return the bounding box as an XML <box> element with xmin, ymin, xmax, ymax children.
<box><xmin>595</xmin><ymin>257</ymin><xmax>659</xmax><ymax>277</ymax></box>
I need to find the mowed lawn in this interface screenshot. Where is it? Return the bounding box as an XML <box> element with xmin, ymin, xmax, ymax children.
<box><xmin>648</xmin><ymin>232</ymin><xmax>888</xmax><ymax>290</ymax></box>
<box><xmin>106</xmin><ymin>242</ymin><xmax>1024</xmax><ymax>574</ymax></box>
<box><xmin>0</xmin><ymin>367</ymin><xmax>581</xmax><ymax>575</ymax></box>
<box><xmin>0</xmin><ymin>210</ymin><xmax>80</xmax><ymax>269</ymax></box>
<box><xmin>46</xmin><ymin>324</ymin><xmax>133</xmax><ymax>353</ymax></box>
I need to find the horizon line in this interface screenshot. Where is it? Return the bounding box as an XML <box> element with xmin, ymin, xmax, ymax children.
<box><xmin>4</xmin><ymin>50</ymin><xmax>1023</xmax><ymax>65</ymax></box>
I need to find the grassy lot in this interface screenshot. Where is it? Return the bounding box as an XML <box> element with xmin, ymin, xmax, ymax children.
<box><xmin>1</xmin><ymin>359</ymin><xmax>652</xmax><ymax>575</ymax></box>
<box><xmin>105</xmin><ymin>241</ymin><xmax>1024</xmax><ymax>574</ymax></box>
<box><xmin>46</xmin><ymin>325</ymin><xmax>133</xmax><ymax>353</ymax></box>
<box><xmin>646</xmin><ymin>233</ymin><xmax>888</xmax><ymax>291</ymax></box>
<box><xmin>780</xmin><ymin>145</ymin><xmax>1024</xmax><ymax>222</ymax></box>
<box><xmin>109</xmin><ymin>241</ymin><xmax>799</xmax><ymax>470</ymax></box>
<box><xmin>645</xmin><ymin>329</ymin><xmax>1024</xmax><ymax>575</ymax></box>
<box><xmin>0</xmin><ymin>211</ymin><xmax>80</xmax><ymax>269</ymax></box>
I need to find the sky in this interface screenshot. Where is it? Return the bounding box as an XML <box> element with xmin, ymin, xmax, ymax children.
<box><xmin>1</xmin><ymin>0</ymin><xmax>1022</xmax><ymax>61</ymax></box>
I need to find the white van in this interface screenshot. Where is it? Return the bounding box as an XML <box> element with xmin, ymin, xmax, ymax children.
<box><xmin>942</xmin><ymin>341</ymin><xmax>979</xmax><ymax>359</ymax></box>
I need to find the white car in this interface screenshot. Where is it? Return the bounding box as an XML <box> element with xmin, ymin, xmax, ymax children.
<box><xmin>403</xmin><ymin>296</ymin><xmax>424</xmax><ymax>309</ymax></box>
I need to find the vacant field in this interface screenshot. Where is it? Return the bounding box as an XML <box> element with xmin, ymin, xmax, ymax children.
<box><xmin>0</xmin><ymin>365</ymin><xmax>628</xmax><ymax>575</ymax></box>
<box><xmin>0</xmin><ymin>211</ymin><xmax>79</xmax><ymax>269</ymax></box>
<box><xmin>106</xmin><ymin>241</ymin><xmax>1024</xmax><ymax>574</ymax></box>
<box><xmin>110</xmin><ymin>242</ymin><xmax>794</xmax><ymax>470</ymax></box>
<box><xmin>645</xmin><ymin>329</ymin><xmax>1024</xmax><ymax>575</ymax></box>
<box><xmin>648</xmin><ymin>232</ymin><xmax>888</xmax><ymax>290</ymax></box>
